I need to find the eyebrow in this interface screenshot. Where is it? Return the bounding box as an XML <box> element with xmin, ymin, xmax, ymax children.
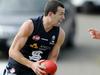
<box><xmin>60</xmin><ymin>11</ymin><xmax>65</xmax><ymax>14</ymax></box>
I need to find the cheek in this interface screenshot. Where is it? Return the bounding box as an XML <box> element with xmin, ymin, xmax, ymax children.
<box><xmin>55</xmin><ymin>17</ymin><xmax>60</xmax><ymax>21</ymax></box>
<box><xmin>57</xmin><ymin>16</ymin><xmax>61</xmax><ymax>20</ymax></box>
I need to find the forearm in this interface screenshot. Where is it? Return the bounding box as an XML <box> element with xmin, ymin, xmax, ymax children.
<box><xmin>48</xmin><ymin>49</ymin><xmax>60</xmax><ymax>62</ymax></box>
<box><xmin>9</xmin><ymin>50</ymin><xmax>33</xmax><ymax>68</ymax></box>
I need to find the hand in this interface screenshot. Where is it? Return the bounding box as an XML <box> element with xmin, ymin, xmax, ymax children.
<box><xmin>88</xmin><ymin>28</ymin><xmax>100</xmax><ymax>39</ymax></box>
<box><xmin>31</xmin><ymin>60</ymin><xmax>47</xmax><ymax>75</ymax></box>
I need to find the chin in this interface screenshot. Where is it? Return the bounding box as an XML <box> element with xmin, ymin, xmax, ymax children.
<box><xmin>53</xmin><ymin>22</ymin><xmax>60</xmax><ymax>27</ymax></box>
<box><xmin>53</xmin><ymin>24</ymin><xmax>59</xmax><ymax>27</ymax></box>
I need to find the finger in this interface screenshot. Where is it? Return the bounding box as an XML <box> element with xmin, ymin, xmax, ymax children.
<box><xmin>37</xmin><ymin>67</ymin><xmax>47</xmax><ymax>75</ymax></box>
<box><xmin>39</xmin><ymin>63</ymin><xmax>46</xmax><ymax>69</ymax></box>
<box><xmin>36</xmin><ymin>71</ymin><xmax>41</xmax><ymax>75</ymax></box>
<box><xmin>89</xmin><ymin>32</ymin><xmax>95</xmax><ymax>38</ymax></box>
<box><xmin>89</xmin><ymin>31</ymin><xmax>94</xmax><ymax>35</ymax></box>
<box><xmin>88</xmin><ymin>28</ymin><xmax>96</xmax><ymax>32</ymax></box>
<box><xmin>35</xmin><ymin>68</ymin><xmax>42</xmax><ymax>75</ymax></box>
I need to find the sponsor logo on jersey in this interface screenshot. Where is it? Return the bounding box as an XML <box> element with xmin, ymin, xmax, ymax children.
<box><xmin>50</xmin><ymin>35</ymin><xmax>55</xmax><ymax>45</ymax></box>
<box><xmin>39</xmin><ymin>45</ymin><xmax>51</xmax><ymax>51</ymax></box>
<box><xmin>9</xmin><ymin>68</ymin><xmax>16</xmax><ymax>74</ymax></box>
<box><xmin>41</xmin><ymin>38</ymin><xmax>48</xmax><ymax>41</ymax></box>
<box><xmin>32</xmin><ymin>35</ymin><xmax>40</xmax><ymax>41</ymax></box>
<box><xmin>30</xmin><ymin>43</ymin><xmax>38</xmax><ymax>49</ymax></box>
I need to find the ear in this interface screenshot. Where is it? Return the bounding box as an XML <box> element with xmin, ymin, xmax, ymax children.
<box><xmin>48</xmin><ymin>12</ymin><xmax>53</xmax><ymax>16</ymax></box>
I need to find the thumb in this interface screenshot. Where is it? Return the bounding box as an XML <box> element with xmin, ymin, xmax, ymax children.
<box><xmin>38</xmin><ymin>60</ymin><xmax>46</xmax><ymax>69</ymax></box>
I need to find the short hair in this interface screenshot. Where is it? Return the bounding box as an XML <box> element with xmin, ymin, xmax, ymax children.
<box><xmin>44</xmin><ymin>0</ymin><xmax>64</xmax><ymax>16</ymax></box>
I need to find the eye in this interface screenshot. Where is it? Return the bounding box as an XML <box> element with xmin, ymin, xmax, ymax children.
<box><xmin>59</xmin><ymin>12</ymin><xmax>64</xmax><ymax>15</ymax></box>
<box><xmin>60</xmin><ymin>13</ymin><xmax>64</xmax><ymax>16</ymax></box>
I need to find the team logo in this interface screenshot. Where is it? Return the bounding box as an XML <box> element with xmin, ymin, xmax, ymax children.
<box><xmin>50</xmin><ymin>35</ymin><xmax>55</xmax><ymax>45</ymax></box>
<box><xmin>29</xmin><ymin>51</ymin><xmax>43</xmax><ymax>61</ymax></box>
<box><xmin>30</xmin><ymin>43</ymin><xmax>38</xmax><ymax>49</ymax></box>
<box><xmin>9</xmin><ymin>68</ymin><xmax>16</xmax><ymax>74</ymax></box>
<box><xmin>32</xmin><ymin>35</ymin><xmax>40</xmax><ymax>41</ymax></box>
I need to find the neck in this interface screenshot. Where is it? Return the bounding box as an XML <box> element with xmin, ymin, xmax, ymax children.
<box><xmin>43</xmin><ymin>16</ymin><xmax>53</xmax><ymax>32</ymax></box>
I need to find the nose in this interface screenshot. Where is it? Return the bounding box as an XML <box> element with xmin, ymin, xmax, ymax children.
<box><xmin>62</xmin><ymin>15</ymin><xmax>65</xmax><ymax>20</ymax></box>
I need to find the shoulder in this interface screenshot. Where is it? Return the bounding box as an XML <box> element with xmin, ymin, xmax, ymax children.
<box><xmin>22</xmin><ymin>19</ymin><xmax>33</xmax><ymax>28</ymax></box>
<box><xmin>18</xmin><ymin>19</ymin><xmax>34</xmax><ymax>37</ymax></box>
<box><xmin>58</xmin><ymin>27</ymin><xmax>65</xmax><ymax>40</ymax></box>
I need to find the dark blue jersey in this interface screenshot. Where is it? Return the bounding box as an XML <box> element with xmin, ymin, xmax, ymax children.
<box><xmin>20</xmin><ymin>16</ymin><xmax>60</xmax><ymax>61</ymax></box>
<box><xmin>7</xmin><ymin>16</ymin><xmax>60</xmax><ymax>73</ymax></box>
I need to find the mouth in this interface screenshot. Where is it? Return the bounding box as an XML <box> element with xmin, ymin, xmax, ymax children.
<box><xmin>58</xmin><ymin>20</ymin><xmax>62</xmax><ymax>24</ymax></box>
<box><xmin>59</xmin><ymin>19</ymin><xmax>63</xmax><ymax>22</ymax></box>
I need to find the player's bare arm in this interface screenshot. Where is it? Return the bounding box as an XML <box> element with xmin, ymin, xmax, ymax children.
<box><xmin>9</xmin><ymin>20</ymin><xmax>46</xmax><ymax>75</ymax></box>
<box><xmin>48</xmin><ymin>27</ymin><xmax>65</xmax><ymax>62</ymax></box>
<box><xmin>9</xmin><ymin>20</ymin><xmax>34</xmax><ymax>67</ymax></box>
<box><xmin>47</xmin><ymin>27</ymin><xmax>65</xmax><ymax>75</ymax></box>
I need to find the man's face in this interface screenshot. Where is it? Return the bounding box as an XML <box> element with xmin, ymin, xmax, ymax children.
<box><xmin>51</xmin><ymin>6</ymin><xmax>65</xmax><ymax>26</ymax></box>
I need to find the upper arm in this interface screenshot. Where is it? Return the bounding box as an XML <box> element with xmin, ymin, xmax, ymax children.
<box><xmin>9</xmin><ymin>20</ymin><xmax>34</xmax><ymax>53</ymax></box>
<box><xmin>56</xmin><ymin>27</ymin><xmax>65</xmax><ymax>48</ymax></box>
<box><xmin>48</xmin><ymin>27</ymin><xmax>65</xmax><ymax>61</ymax></box>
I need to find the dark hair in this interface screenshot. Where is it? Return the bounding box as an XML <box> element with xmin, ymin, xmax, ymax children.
<box><xmin>44</xmin><ymin>0</ymin><xmax>64</xmax><ymax>16</ymax></box>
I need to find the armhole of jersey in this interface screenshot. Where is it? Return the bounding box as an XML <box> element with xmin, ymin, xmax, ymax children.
<box><xmin>30</xmin><ymin>18</ymin><xmax>40</xmax><ymax>35</ymax></box>
<box><xmin>30</xmin><ymin>18</ymin><xmax>35</xmax><ymax>31</ymax></box>
<box><xmin>30</xmin><ymin>18</ymin><xmax>37</xmax><ymax>34</ymax></box>
<box><xmin>55</xmin><ymin>27</ymin><xmax>60</xmax><ymax>44</ymax></box>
